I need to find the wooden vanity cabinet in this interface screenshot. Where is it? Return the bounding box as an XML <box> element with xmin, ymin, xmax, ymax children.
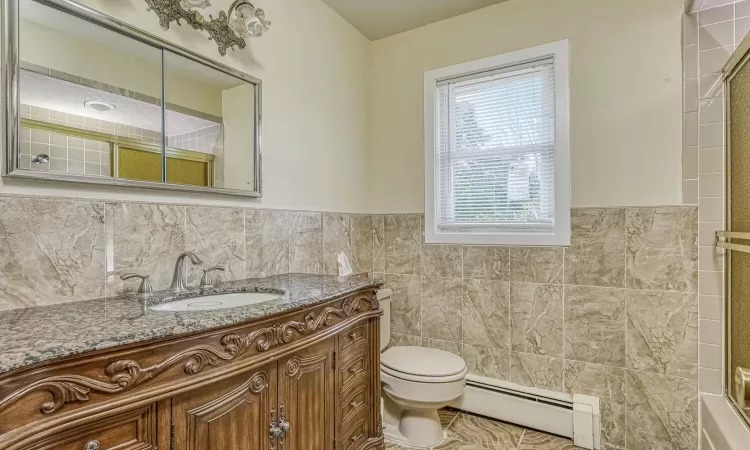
<box><xmin>0</xmin><ymin>290</ymin><xmax>384</xmax><ymax>450</ymax></box>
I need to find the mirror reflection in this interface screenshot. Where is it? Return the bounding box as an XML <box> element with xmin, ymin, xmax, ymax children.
<box><xmin>15</xmin><ymin>0</ymin><xmax>261</xmax><ymax>195</ymax></box>
<box><xmin>164</xmin><ymin>51</ymin><xmax>256</xmax><ymax>189</ymax></box>
<box><xmin>19</xmin><ymin>0</ymin><xmax>163</xmax><ymax>179</ymax></box>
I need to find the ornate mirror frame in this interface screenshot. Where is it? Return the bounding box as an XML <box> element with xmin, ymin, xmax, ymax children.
<box><xmin>1</xmin><ymin>0</ymin><xmax>263</xmax><ymax>197</ymax></box>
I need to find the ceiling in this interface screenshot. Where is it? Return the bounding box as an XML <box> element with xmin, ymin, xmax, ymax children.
<box><xmin>320</xmin><ymin>0</ymin><xmax>508</xmax><ymax>40</ymax></box>
<box><xmin>21</xmin><ymin>70</ymin><xmax>218</xmax><ymax>135</ymax></box>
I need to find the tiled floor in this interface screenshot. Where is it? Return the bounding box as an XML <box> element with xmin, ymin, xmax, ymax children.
<box><xmin>385</xmin><ymin>409</ymin><xmax>581</xmax><ymax>450</ymax></box>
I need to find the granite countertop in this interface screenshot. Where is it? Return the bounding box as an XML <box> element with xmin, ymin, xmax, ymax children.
<box><xmin>0</xmin><ymin>274</ymin><xmax>382</xmax><ymax>375</ymax></box>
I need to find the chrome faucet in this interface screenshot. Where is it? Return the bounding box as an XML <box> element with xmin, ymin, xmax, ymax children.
<box><xmin>169</xmin><ymin>251</ymin><xmax>203</xmax><ymax>293</ymax></box>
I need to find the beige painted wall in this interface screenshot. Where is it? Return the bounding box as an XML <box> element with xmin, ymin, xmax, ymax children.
<box><xmin>2</xmin><ymin>0</ymin><xmax>685</xmax><ymax>215</ymax></box>
<box><xmin>2</xmin><ymin>0</ymin><xmax>372</xmax><ymax>214</ymax></box>
<box><xmin>368</xmin><ymin>0</ymin><xmax>685</xmax><ymax>213</ymax></box>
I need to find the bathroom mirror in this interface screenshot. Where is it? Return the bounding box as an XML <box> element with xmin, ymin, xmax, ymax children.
<box><xmin>2</xmin><ymin>0</ymin><xmax>262</xmax><ymax>196</ymax></box>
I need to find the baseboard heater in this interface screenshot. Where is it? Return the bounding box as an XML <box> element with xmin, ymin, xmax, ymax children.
<box><xmin>451</xmin><ymin>374</ymin><xmax>601</xmax><ymax>450</ymax></box>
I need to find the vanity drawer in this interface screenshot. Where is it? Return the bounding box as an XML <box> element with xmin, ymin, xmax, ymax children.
<box><xmin>340</xmin><ymin>383</ymin><xmax>368</xmax><ymax>426</ymax></box>
<box><xmin>18</xmin><ymin>403</ymin><xmax>159</xmax><ymax>450</ymax></box>
<box><xmin>340</xmin><ymin>418</ymin><xmax>367</xmax><ymax>450</ymax></box>
<box><xmin>340</xmin><ymin>323</ymin><xmax>367</xmax><ymax>357</ymax></box>
<box><xmin>340</xmin><ymin>352</ymin><xmax>368</xmax><ymax>394</ymax></box>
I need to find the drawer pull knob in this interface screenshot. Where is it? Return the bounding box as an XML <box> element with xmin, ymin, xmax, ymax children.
<box><xmin>350</xmin><ymin>400</ymin><xmax>364</xmax><ymax>408</ymax></box>
<box><xmin>349</xmin><ymin>331</ymin><xmax>357</xmax><ymax>340</ymax></box>
<box><xmin>349</xmin><ymin>366</ymin><xmax>363</xmax><ymax>375</ymax></box>
<box><xmin>84</xmin><ymin>441</ymin><xmax>100</xmax><ymax>450</ymax></box>
<box><xmin>351</xmin><ymin>434</ymin><xmax>363</xmax><ymax>442</ymax></box>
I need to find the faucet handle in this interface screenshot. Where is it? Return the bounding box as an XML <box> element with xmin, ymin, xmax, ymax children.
<box><xmin>200</xmin><ymin>266</ymin><xmax>225</xmax><ymax>288</ymax></box>
<box><xmin>120</xmin><ymin>273</ymin><xmax>153</xmax><ymax>294</ymax></box>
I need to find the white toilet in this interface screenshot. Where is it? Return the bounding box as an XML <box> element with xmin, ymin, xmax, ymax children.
<box><xmin>378</xmin><ymin>290</ymin><xmax>468</xmax><ymax>448</ymax></box>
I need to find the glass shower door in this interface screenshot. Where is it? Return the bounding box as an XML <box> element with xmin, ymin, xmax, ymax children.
<box><xmin>723</xmin><ymin>45</ymin><xmax>750</xmax><ymax>426</ymax></box>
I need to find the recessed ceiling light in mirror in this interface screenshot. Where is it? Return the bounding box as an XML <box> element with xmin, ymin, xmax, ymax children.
<box><xmin>84</xmin><ymin>100</ymin><xmax>116</xmax><ymax>112</ymax></box>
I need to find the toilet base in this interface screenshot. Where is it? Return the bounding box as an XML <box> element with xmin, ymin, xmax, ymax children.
<box><xmin>382</xmin><ymin>392</ymin><xmax>445</xmax><ymax>448</ymax></box>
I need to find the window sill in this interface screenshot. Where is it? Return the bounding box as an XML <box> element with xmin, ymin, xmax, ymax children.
<box><xmin>425</xmin><ymin>229</ymin><xmax>570</xmax><ymax>246</ymax></box>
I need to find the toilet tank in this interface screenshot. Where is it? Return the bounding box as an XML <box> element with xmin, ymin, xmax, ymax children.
<box><xmin>377</xmin><ymin>288</ymin><xmax>392</xmax><ymax>351</ymax></box>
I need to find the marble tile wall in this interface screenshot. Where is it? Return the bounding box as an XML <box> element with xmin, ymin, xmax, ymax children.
<box><xmin>377</xmin><ymin>206</ymin><xmax>699</xmax><ymax>450</ymax></box>
<box><xmin>0</xmin><ymin>196</ymin><xmax>106</xmax><ymax>310</ymax></box>
<box><xmin>0</xmin><ymin>195</ymin><xmax>375</xmax><ymax>310</ymax></box>
<box><xmin>0</xmin><ymin>197</ymin><xmax>699</xmax><ymax>449</ymax></box>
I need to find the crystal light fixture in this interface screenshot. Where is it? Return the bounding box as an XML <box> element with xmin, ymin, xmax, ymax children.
<box><xmin>144</xmin><ymin>0</ymin><xmax>271</xmax><ymax>56</ymax></box>
<box><xmin>229</xmin><ymin>1</ymin><xmax>271</xmax><ymax>38</ymax></box>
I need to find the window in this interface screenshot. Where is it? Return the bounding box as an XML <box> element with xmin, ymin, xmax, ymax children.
<box><xmin>424</xmin><ymin>40</ymin><xmax>570</xmax><ymax>245</ymax></box>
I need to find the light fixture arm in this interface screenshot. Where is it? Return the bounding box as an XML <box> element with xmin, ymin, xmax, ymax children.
<box><xmin>143</xmin><ymin>0</ymin><xmax>270</xmax><ymax>56</ymax></box>
<box><xmin>226</xmin><ymin>0</ymin><xmax>253</xmax><ymax>19</ymax></box>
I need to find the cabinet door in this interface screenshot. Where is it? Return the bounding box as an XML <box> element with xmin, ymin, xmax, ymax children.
<box><xmin>170</xmin><ymin>364</ymin><xmax>276</xmax><ymax>450</ymax></box>
<box><xmin>278</xmin><ymin>339</ymin><xmax>336</xmax><ymax>450</ymax></box>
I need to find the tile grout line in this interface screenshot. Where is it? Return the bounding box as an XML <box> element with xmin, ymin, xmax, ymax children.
<box><xmin>375</xmin><ymin>268</ymin><xmax>696</xmax><ymax>294</ymax></box>
<box><xmin>372</xmin><ymin>215</ymin><xmax>376</xmax><ymax>277</ymax></box>
<box><xmin>623</xmin><ymin>208</ymin><xmax>629</xmax><ymax>450</ymax></box>
<box><xmin>460</xmin><ymin>244</ymin><xmax>464</xmax><ymax>358</ymax></box>
<box><xmin>444</xmin><ymin>410</ymin><xmax>459</xmax><ymax>433</ymax></box>
<box><xmin>243</xmin><ymin>208</ymin><xmax>247</xmax><ymax>280</ymax></box>
<box><xmin>516</xmin><ymin>428</ymin><xmax>526</xmax><ymax>450</ymax></box>
<box><xmin>562</xmin><ymin>245</ymin><xmax>566</xmax><ymax>393</ymax></box>
<box><xmin>419</xmin><ymin>215</ymin><xmax>424</xmax><ymax>346</ymax></box>
<box><xmin>508</xmin><ymin>248</ymin><xmax>513</xmax><ymax>383</ymax></box>
<box><xmin>508</xmin><ymin>248</ymin><xmax>513</xmax><ymax>382</ymax></box>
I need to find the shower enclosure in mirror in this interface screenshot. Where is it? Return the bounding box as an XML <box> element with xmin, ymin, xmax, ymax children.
<box><xmin>721</xmin><ymin>32</ymin><xmax>750</xmax><ymax>429</ymax></box>
<box><xmin>2</xmin><ymin>0</ymin><xmax>262</xmax><ymax>196</ymax></box>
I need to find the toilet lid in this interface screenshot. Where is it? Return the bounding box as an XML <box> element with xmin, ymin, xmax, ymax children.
<box><xmin>381</xmin><ymin>346</ymin><xmax>466</xmax><ymax>378</ymax></box>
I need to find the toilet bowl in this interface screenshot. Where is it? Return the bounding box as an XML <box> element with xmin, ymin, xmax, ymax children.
<box><xmin>380</xmin><ymin>346</ymin><xmax>467</xmax><ymax>448</ymax></box>
<box><xmin>377</xmin><ymin>289</ymin><xmax>468</xmax><ymax>448</ymax></box>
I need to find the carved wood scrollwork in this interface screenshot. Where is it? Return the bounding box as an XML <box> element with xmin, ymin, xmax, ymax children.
<box><xmin>0</xmin><ymin>376</ymin><xmax>123</xmax><ymax>415</ymax></box>
<box><xmin>245</xmin><ymin>370</ymin><xmax>269</xmax><ymax>394</ymax></box>
<box><xmin>284</xmin><ymin>352</ymin><xmax>329</xmax><ymax>378</ymax></box>
<box><xmin>221</xmin><ymin>293</ymin><xmax>373</xmax><ymax>359</ymax></box>
<box><xmin>285</xmin><ymin>357</ymin><xmax>301</xmax><ymax>378</ymax></box>
<box><xmin>0</xmin><ymin>293</ymin><xmax>376</xmax><ymax>415</ymax></box>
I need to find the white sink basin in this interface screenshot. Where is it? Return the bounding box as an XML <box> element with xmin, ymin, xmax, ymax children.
<box><xmin>149</xmin><ymin>292</ymin><xmax>281</xmax><ymax>312</ymax></box>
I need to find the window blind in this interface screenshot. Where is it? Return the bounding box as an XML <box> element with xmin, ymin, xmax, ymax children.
<box><xmin>435</xmin><ymin>58</ymin><xmax>556</xmax><ymax>232</ymax></box>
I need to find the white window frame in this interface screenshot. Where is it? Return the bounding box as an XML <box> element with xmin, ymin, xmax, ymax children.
<box><xmin>424</xmin><ymin>40</ymin><xmax>571</xmax><ymax>246</ymax></box>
